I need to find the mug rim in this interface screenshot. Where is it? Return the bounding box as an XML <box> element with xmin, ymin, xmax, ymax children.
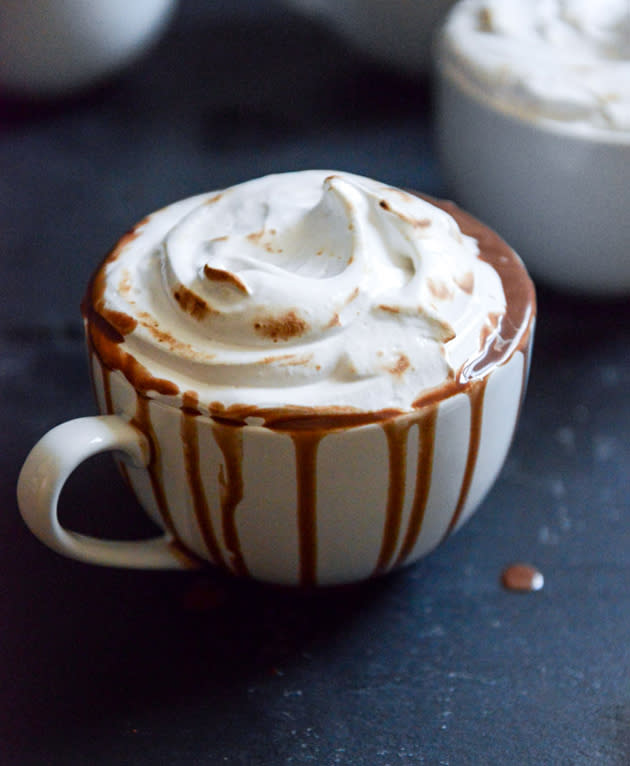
<box><xmin>93</xmin><ymin>361</ymin><xmax>519</xmax><ymax>429</ymax></box>
<box><xmin>82</xmin><ymin>191</ymin><xmax>536</xmax><ymax>429</ymax></box>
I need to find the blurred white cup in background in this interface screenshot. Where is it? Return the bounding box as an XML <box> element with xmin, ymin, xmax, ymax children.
<box><xmin>0</xmin><ymin>0</ymin><xmax>177</xmax><ymax>97</ymax></box>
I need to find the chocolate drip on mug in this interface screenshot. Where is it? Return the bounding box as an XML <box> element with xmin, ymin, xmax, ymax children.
<box><xmin>373</xmin><ymin>419</ymin><xmax>411</xmax><ymax>575</ymax></box>
<box><xmin>394</xmin><ymin>406</ymin><xmax>438</xmax><ymax>568</ymax></box>
<box><xmin>212</xmin><ymin>423</ymin><xmax>248</xmax><ymax>577</ymax></box>
<box><xmin>181</xmin><ymin>411</ymin><xmax>225</xmax><ymax>569</ymax></box>
<box><xmin>443</xmin><ymin>377</ymin><xmax>488</xmax><ymax>539</ymax></box>
<box><xmin>102</xmin><ymin>366</ymin><xmax>115</xmax><ymax>416</ymax></box>
<box><xmin>99</xmin><ymin>365</ymin><xmax>135</xmax><ymax>492</ymax></box>
<box><xmin>291</xmin><ymin>432</ymin><xmax>323</xmax><ymax>587</ymax></box>
<box><xmin>132</xmin><ymin>394</ymin><xmax>179</xmax><ymax>540</ymax></box>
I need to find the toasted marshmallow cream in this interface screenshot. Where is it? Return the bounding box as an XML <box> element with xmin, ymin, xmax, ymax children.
<box><xmin>83</xmin><ymin>171</ymin><xmax>528</xmax><ymax>417</ymax></box>
<box><xmin>439</xmin><ymin>0</ymin><xmax>630</xmax><ymax>133</ymax></box>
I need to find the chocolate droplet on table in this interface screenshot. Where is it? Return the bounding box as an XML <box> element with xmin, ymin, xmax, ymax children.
<box><xmin>501</xmin><ymin>563</ymin><xmax>544</xmax><ymax>592</ymax></box>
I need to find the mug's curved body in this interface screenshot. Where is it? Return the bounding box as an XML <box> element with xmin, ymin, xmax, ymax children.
<box><xmin>88</xmin><ymin>341</ymin><xmax>530</xmax><ymax>586</ymax></box>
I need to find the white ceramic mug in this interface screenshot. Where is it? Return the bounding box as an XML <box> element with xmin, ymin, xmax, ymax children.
<box><xmin>17</xmin><ymin>197</ymin><xmax>535</xmax><ymax>587</ymax></box>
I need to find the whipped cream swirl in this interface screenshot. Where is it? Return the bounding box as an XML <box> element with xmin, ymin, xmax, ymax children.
<box><xmin>440</xmin><ymin>0</ymin><xmax>630</xmax><ymax>133</ymax></box>
<box><xmin>92</xmin><ymin>171</ymin><xmax>506</xmax><ymax>413</ymax></box>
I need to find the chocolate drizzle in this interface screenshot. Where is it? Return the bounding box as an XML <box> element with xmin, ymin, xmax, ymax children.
<box><xmin>102</xmin><ymin>367</ymin><xmax>114</xmax><ymax>415</ymax></box>
<box><xmin>132</xmin><ymin>395</ymin><xmax>178</xmax><ymax>540</ymax></box>
<box><xmin>181</xmin><ymin>412</ymin><xmax>225</xmax><ymax>569</ymax></box>
<box><xmin>82</xmin><ymin>194</ymin><xmax>536</xmax><ymax>584</ymax></box>
<box><xmin>436</xmin><ymin>197</ymin><xmax>536</xmax><ymax>381</ymax></box>
<box><xmin>394</xmin><ymin>407</ymin><xmax>438</xmax><ymax>568</ymax></box>
<box><xmin>374</xmin><ymin>420</ymin><xmax>410</xmax><ymax>575</ymax></box>
<box><xmin>443</xmin><ymin>377</ymin><xmax>488</xmax><ymax>539</ymax></box>
<box><xmin>212</xmin><ymin>423</ymin><xmax>247</xmax><ymax>577</ymax></box>
<box><xmin>291</xmin><ymin>432</ymin><xmax>323</xmax><ymax>587</ymax></box>
<box><xmin>101</xmin><ymin>365</ymin><xmax>133</xmax><ymax>492</ymax></box>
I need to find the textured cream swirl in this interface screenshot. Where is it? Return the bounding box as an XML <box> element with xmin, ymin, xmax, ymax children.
<box><xmin>97</xmin><ymin>171</ymin><xmax>506</xmax><ymax>412</ymax></box>
<box><xmin>440</xmin><ymin>0</ymin><xmax>630</xmax><ymax>133</ymax></box>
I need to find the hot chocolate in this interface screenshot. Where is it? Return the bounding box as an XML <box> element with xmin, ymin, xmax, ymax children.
<box><xmin>19</xmin><ymin>171</ymin><xmax>536</xmax><ymax>585</ymax></box>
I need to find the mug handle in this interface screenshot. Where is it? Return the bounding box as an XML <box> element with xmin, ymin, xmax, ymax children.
<box><xmin>17</xmin><ymin>415</ymin><xmax>194</xmax><ymax>569</ymax></box>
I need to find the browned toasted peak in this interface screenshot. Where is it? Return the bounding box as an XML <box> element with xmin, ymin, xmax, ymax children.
<box><xmin>253</xmin><ymin>310</ymin><xmax>309</xmax><ymax>342</ymax></box>
<box><xmin>203</xmin><ymin>264</ymin><xmax>249</xmax><ymax>294</ymax></box>
<box><xmin>379</xmin><ymin>198</ymin><xmax>431</xmax><ymax>228</ymax></box>
<box><xmin>427</xmin><ymin>278</ymin><xmax>453</xmax><ymax>301</ymax></box>
<box><xmin>258</xmin><ymin>354</ymin><xmax>313</xmax><ymax>368</ymax></box>
<box><xmin>173</xmin><ymin>284</ymin><xmax>211</xmax><ymax>320</ymax></box>
<box><xmin>387</xmin><ymin>353</ymin><xmax>411</xmax><ymax>377</ymax></box>
<box><xmin>346</xmin><ymin>286</ymin><xmax>360</xmax><ymax>305</ymax></box>
<box><xmin>104</xmin><ymin>309</ymin><xmax>137</xmax><ymax>336</ymax></box>
<box><xmin>455</xmin><ymin>270</ymin><xmax>475</xmax><ymax>294</ymax></box>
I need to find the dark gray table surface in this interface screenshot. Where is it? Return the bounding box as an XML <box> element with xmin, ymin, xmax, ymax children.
<box><xmin>2</xmin><ymin>3</ymin><xmax>630</xmax><ymax>764</ymax></box>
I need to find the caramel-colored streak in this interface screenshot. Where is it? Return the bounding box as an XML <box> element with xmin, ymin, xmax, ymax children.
<box><xmin>204</xmin><ymin>264</ymin><xmax>249</xmax><ymax>295</ymax></box>
<box><xmin>132</xmin><ymin>395</ymin><xmax>178</xmax><ymax>539</ymax></box>
<box><xmin>413</xmin><ymin>193</ymin><xmax>536</xmax><ymax>380</ymax></box>
<box><xmin>173</xmin><ymin>283</ymin><xmax>211</xmax><ymax>320</ymax></box>
<box><xmin>82</xmin><ymin>251</ymin><xmax>180</xmax><ymax>398</ymax></box>
<box><xmin>86</xmin><ymin>350</ymin><xmax>102</xmax><ymax>414</ymax></box>
<box><xmin>85</xmin><ymin>318</ymin><xmax>180</xmax><ymax>396</ymax></box>
<box><xmin>212</xmin><ymin>424</ymin><xmax>248</xmax><ymax>577</ymax></box>
<box><xmin>264</xmin><ymin>407</ymin><xmax>404</xmax><ymax>432</ymax></box>
<box><xmin>253</xmin><ymin>310</ymin><xmax>309</xmax><ymax>342</ymax></box>
<box><xmin>181</xmin><ymin>412</ymin><xmax>225</xmax><ymax>568</ymax></box>
<box><xmin>291</xmin><ymin>432</ymin><xmax>323</xmax><ymax>587</ymax></box>
<box><xmin>443</xmin><ymin>378</ymin><xmax>488</xmax><ymax>539</ymax></box>
<box><xmin>394</xmin><ymin>407</ymin><xmax>438</xmax><ymax>567</ymax></box>
<box><xmin>102</xmin><ymin>366</ymin><xmax>114</xmax><ymax>416</ymax></box>
<box><xmin>373</xmin><ymin>420</ymin><xmax>411</xmax><ymax>575</ymax></box>
<box><xmin>102</xmin><ymin>365</ymin><xmax>133</xmax><ymax>490</ymax></box>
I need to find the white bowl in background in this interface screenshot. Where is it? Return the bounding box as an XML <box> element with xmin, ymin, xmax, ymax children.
<box><xmin>0</xmin><ymin>0</ymin><xmax>177</xmax><ymax>97</ymax></box>
<box><xmin>435</xmin><ymin>0</ymin><xmax>630</xmax><ymax>296</ymax></box>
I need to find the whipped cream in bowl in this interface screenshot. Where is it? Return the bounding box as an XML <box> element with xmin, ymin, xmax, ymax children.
<box><xmin>436</xmin><ymin>0</ymin><xmax>630</xmax><ymax>294</ymax></box>
<box><xmin>442</xmin><ymin>0</ymin><xmax>630</xmax><ymax>134</ymax></box>
<box><xmin>19</xmin><ymin>171</ymin><xmax>535</xmax><ymax>586</ymax></box>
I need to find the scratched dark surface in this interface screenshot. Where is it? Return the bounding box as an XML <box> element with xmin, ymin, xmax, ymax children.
<box><xmin>2</xmin><ymin>2</ymin><xmax>630</xmax><ymax>764</ymax></box>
